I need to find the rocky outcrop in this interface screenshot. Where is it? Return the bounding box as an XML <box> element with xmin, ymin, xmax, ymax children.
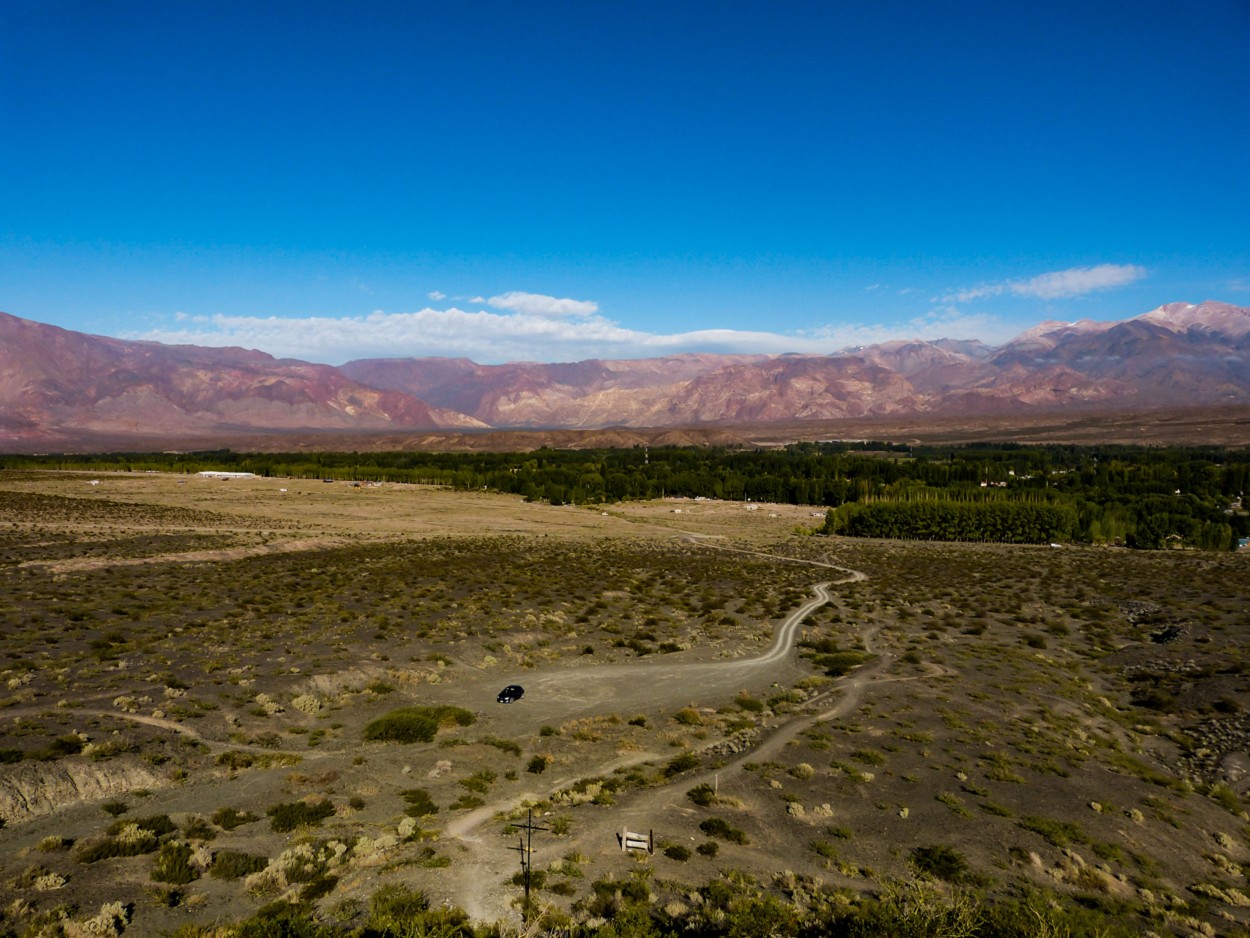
<box><xmin>0</xmin><ymin>758</ymin><xmax>166</xmax><ymax>824</ymax></box>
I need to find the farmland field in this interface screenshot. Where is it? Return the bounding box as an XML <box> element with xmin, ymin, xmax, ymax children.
<box><xmin>0</xmin><ymin>470</ymin><xmax>1247</xmax><ymax>936</ymax></box>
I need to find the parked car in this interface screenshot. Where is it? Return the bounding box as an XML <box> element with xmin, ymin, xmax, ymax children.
<box><xmin>496</xmin><ymin>684</ymin><xmax>525</xmax><ymax>704</ymax></box>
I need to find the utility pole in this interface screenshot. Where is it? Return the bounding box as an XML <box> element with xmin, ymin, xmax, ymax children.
<box><xmin>509</xmin><ymin>808</ymin><xmax>549</xmax><ymax>925</ymax></box>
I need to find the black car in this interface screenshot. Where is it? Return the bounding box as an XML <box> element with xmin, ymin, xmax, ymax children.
<box><xmin>496</xmin><ymin>684</ymin><xmax>525</xmax><ymax>704</ymax></box>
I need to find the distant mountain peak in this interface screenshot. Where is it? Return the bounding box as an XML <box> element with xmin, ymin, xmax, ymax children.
<box><xmin>1</xmin><ymin>302</ymin><xmax>1247</xmax><ymax>451</ymax></box>
<box><xmin>1137</xmin><ymin>300</ymin><xmax>1250</xmax><ymax>337</ymax></box>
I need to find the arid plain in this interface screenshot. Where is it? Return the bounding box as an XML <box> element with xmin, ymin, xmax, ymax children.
<box><xmin>1</xmin><ymin>470</ymin><xmax>1248</xmax><ymax>936</ymax></box>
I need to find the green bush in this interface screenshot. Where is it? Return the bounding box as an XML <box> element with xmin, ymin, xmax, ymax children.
<box><xmin>909</xmin><ymin>844</ymin><xmax>970</xmax><ymax>883</ymax></box>
<box><xmin>816</xmin><ymin>650</ymin><xmax>872</xmax><ymax>676</ymax></box>
<box><xmin>400</xmin><ymin>789</ymin><xmax>438</xmax><ymax>818</ymax></box>
<box><xmin>266</xmin><ymin>799</ymin><xmax>335</xmax><ymax>833</ymax></box>
<box><xmin>363</xmin><ymin>706</ymin><xmax>475</xmax><ymax>743</ymax></box>
<box><xmin>181</xmin><ymin>816</ymin><xmax>217</xmax><ymax>841</ymax></box>
<box><xmin>1019</xmin><ymin>815</ymin><xmax>1089</xmax><ymax>847</ymax></box>
<box><xmin>457</xmin><ymin>769</ymin><xmax>496</xmax><ymax>794</ymax></box>
<box><xmin>75</xmin><ymin>830</ymin><xmax>159</xmax><ymax>863</ymax></box>
<box><xmin>698</xmin><ymin>817</ymin><xmax>749</xmax><ymax>844</ymax></box>
<box><xmin>108</xmin><ymin>814</ymin><xmax>176</xmax><ymax>838</ymax></box>
<box><xmin>687</xmin><ymin>783</ymin><xmax>717</xmax><ymax>807</ymax></box>
<box><xmin>216</xmin><ymin>751</ymin><xmax>257</xmax><ymax>770</ymax></box>
<box><xmin>151</xmin><ymin>841</ymin><xmax>199</xmax><ymax>885</ymax></box>
<box><xmin>368</xmin><ymin>883</ymin><xmax>473</xmax><ymax>938</ymax></box>
<box><xmin>664</xmin><ymin>752</ymin><xmax>700</xmax><ymax>777</ymax></box>
<box><xmin>211</xmin><ymin>806</ymin><xmax>259</xmax><ymax>830</ymax></box>
<box><xmin>664</xmin><ymin>844</ymin><xmax>691</xmax><ymax>861</ymax></box>
<box><xmin>210</xmin><ymin>850</ymin><xmax>268</xmax><ymax>881</ymax></box>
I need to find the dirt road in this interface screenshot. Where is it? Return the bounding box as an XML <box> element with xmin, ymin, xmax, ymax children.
<box><xmin>440</xmin><ymin>549</ymin><xmax>872</xmax><ymax>922</ymax></box>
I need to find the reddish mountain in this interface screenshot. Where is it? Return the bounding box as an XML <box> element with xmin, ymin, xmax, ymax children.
<box><xmin>0</xmin><ymin>312</ymin><xmax>485</xmax><ymax>449</ymax></box>
<box><xmin>339</xmin><ymin>353</ymin><xmax>769</xmax><ymax>427</ymax></box>
<box><xmin>1</xmin><ymin>301</ymin><xmax>1247</xmax><ymax>451</ymax></box>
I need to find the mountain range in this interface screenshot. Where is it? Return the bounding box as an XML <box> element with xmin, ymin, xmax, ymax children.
<box><xmin>1</xmin><ymin>301</ymin><xmax>1248</xmax><ymax>452</ymax></box>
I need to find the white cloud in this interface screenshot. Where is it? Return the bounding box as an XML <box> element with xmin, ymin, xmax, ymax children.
<box><xmin>129</xmin><ymin>292</ymin><xmax>1006</xmax><ymax>365</ymax></box>
<box><xmin>1010</xmin><ymin>264</ymin><xmax>1147</xmax><ymax>299</ymax></box>
<box><xmin>944</xmin><ymin>263</ymin><xmax>1146</xmax><ymax>304</ymax></box>
<box><xmin>427</xmin><ymin>290</ymin><xmax>446</xmax><ymax>301</ymax></box>
<box><xmin>486</xmin><ymin>291</ymin><xmax>599</xmax><ymax>318</ymax></box>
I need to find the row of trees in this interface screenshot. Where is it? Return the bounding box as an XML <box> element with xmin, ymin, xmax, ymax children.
<box><xmin>6</xmin><ymin>441</ymin><xmax>1248</xmax><ymax>549</ymax></box>
<box><xmin>824</xmin><ymin>500</ymin><xmax>1079</xmax><ymax>544</ymax></box>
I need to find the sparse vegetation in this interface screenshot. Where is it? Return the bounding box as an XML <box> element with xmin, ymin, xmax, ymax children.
<box><xmin>0</xmin><ymin>467</ymin><xmax>1245</xmax><ymax>938</ymax></box>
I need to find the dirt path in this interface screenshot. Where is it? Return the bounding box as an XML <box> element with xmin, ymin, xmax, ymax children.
<box><xmin>17</xmin><ymin>537</ymin><xmax>355</xmax><ymax>574</ymax></box>
<box><xmin>438</xmin><ymin>544</ymin><xmax>874</xmax><ymax>922</ymax></box>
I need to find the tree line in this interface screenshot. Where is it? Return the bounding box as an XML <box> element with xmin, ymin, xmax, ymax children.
<box><xmin>5</xmin><ymin>441</ymin><xmax>1248</xmax><ymax>549</ymax></box>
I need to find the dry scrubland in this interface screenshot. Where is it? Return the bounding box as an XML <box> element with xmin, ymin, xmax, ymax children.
<box><xmin>0</xmin><ymin>470</ymin><xmax>1248</xmax><ymax>936</ymax></box>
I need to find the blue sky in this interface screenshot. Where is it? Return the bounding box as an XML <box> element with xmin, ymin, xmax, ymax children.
<box><xmin>2</xmin><ymin>0</ymin><xmax>1247</xmax><ymax>364</ymax></box>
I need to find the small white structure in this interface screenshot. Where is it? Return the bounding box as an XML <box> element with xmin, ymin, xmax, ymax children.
<box><xmin>619</xmin><ymin>829</ymin><xmax>654</xmax><ymax>854</ymax></box>
<box><xmin>197</xmin><ymin>471</ymin><xmax>257</xmax><ymax>480</ymax></box>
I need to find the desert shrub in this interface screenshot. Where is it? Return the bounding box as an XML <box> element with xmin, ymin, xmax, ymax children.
<box><xmin>812</xmin><ymin>840</ymin><xmax>840</xmax><ymax>860</ymax></box>
<box><xmin>1206</xmin><ymin>783</ymin><xmax>1243</xmax><ymax>814</ymax></box>
<box><xmin>673</xmin><ymin>707</ymin><xmax>703</xmax><ymax>725</ymax></box>
<box><xmin>735</xmin><ymin>694</ymin><xmax>765</xmax><ymax>712</ymax></box>
<box><xmin>211</xmin><ymin>806</ymin><xmax>259</xmax><ymax>830</ymax></box>
<box><xmin>687</xmin><ymin>783</ymin><xmax>717</xmax><ymax>807</ymax></box>
<box><xmin>231</xmin><ymin>902</ymin><xmax>327</xmax><ymax>938</ymax></box>
<box><xmin>101</xmin><ymin>800</ymin><xmax>129</xmax><ymax>817</ymax></box>
<box><xmin>527</xmin><ymin>754</ymin><xmax>551</xmax><ymax>774</ymax></box>
<box><xmin>363</xmin><ymin>706</ymin><xmax>475</xmax><ymax>743</ymax></box>
<box><xmin>364</xmin><ymin>710</ymin><xmax>437</xmax><ymax>743</ymax></box>
<box><xmin>699</xmin><ymin>817</ymin><xmax>749</xmax><ymax>844</ymax></box>
<box><xmin>400</xmin><ymin>789</ymin><xmax>438</xmax><ymax>818</ymax></box>
<box><xmin>267</xmin><ymin>799</ymin><xmax>335</xmax><ymax>833</ymax></box>
<box><xmin>909</xmin><ymin>844</ymin><xmax>970</xmax><ymax>883</ymax></box>
<box><xmin>696</xmin><ymin>841</ymin><xmax>719</xmax><ymax>858</ymax></box>
<box><xmin>75</xmin><ymin>830</ymin><xmax>158</xmax><ymax>863</ymax></box>
<box><xmin>181</xmin><ymin>816</ymin><xmax>216</xmax><ymax>841</ymax></box>
<box><xmin>210</xmin><ymin>850</ymin><xmax>268</xmax><ymax>881</ymax></box>
<box><xmin>0</xmin><ymin>748</ymin><xmax>23</xmax><ymax>764</ymax></box>
<box><xmin>664</xmin><ymin>844</ymin><xmax>691</xmax><ymax>861</ymax></box>
<box><xmin>457</xmin><ymin>769</ymin><xmax>496</xmax><ymax>794</ymax></box>
<box><xmin>1019</xmin><ymin>815</ymin><xmax>1089</xmax><ymax>847</ymax></box>
<box><xmin>216</xmin><ymin>751</ymin><xmax>257</xmax><ymax>770</ymax></box>
<box><xmin>478</xmin><ymin>735</ymin><xmax>521</xmax><ymax>755</ymax></box>
<box><xmin>109</xmin><ymin>815</ymin><xmax>176</xmax><ymax>838</ymax></box>
<box><xmin>299</xmin><ymin>874</ymin><xmax>338</xmax><ymax>902</ymax></box>
<box><xmin>368</xmin><ymin>883</ymin><xmax>473</xmax><ymax>938</ymax></box>
<box><xmin>790</xmin><ymin>762</ymin><xmax>816</xmax><ymax>780</ymax></box>
<box><xmin>151</xmin><ymin>841</ymin><xmax>199</xmax><ymax>885</ymax></box>
<box><xmin>664</xmin><ymin>752</ymin><xmax>700</xmax><ymax>777</ymax></box>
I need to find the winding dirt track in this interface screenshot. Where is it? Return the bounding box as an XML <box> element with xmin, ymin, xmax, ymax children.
<box><xmin>441</xmin><ymin>545</ymin><xmax>873</xmax><ymax>922</ymax></box>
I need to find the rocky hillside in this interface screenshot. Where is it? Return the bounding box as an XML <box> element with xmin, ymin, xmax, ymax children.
<box><xmin>1</xmin><ymin>301</ymin><xmax>1247</xmax><ymax>450</ymax></box>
